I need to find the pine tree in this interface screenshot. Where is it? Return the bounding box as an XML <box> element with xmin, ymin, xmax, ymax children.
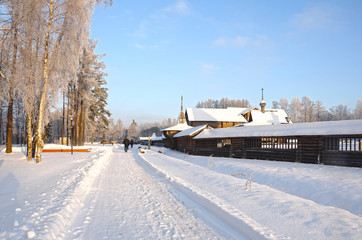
<box><xmin>89</xmin><ymin>74</ymin><xmax>111</xmax><ymax>144</ymax></box>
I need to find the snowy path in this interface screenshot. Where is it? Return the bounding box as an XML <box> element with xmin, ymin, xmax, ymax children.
<box><xmin>71</xmin><ymin>145</ymin><xmax>221</xmax><ymax>239</ymax></box>
<box><xmin>1</xmin><ymin>144</ymin><xmax>361</xmax><ymax>239</ymax></box>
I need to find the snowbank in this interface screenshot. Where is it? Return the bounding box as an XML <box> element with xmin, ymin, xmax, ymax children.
<box><xmin>137</xmin><ymin>147</ymin><xmax>362</xmax><ymax>240</ymax></box>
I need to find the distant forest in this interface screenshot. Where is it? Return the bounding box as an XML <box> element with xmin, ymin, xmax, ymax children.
<box><xmin>196</xmin><ymin>97</ymin><xmax>362</xmax><ymax>123</ymax></box>
<box><xmin>196</xmin><ymin>98</ymin><xmax>251</xmax><ymax>109</ymax></box>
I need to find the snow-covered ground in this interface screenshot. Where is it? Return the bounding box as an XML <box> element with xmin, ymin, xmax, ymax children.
<box><xmin>0</xmin><ymin>144</ymin><xmax>361</xmax><ymax>239</ymax></box>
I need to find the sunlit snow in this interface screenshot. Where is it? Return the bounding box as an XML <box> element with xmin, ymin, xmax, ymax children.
<box><xmin>0</xmin><ymin>144</ymin><xmax>361</xmax><ymax>239</ymax></box>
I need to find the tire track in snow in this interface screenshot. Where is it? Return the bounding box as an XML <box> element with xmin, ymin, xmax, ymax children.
<box><xmin>37</xmin><ymin>148</ymin><xmax>113</xmax><ymax>239</ymax></box>
<box><xmin>73</xmin><ymin>145</ymin><xmax>221</xmax><ymax>239</ymax></box>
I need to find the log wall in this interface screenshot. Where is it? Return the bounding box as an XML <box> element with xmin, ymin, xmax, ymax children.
<box><xmin>189</xmin><ymin>135</ymin><xmax>362</xmax><ymax>168</ymax></box>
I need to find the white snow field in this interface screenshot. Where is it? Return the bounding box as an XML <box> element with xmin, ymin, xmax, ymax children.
<box><xmin>0</xmin><ymin>144</ymin><xmax>361</xmax><ymax>240</ymax></box>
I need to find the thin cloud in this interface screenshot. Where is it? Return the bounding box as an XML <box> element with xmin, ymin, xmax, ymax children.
<box><xmin>132</xmin><ymin>41</ymin><xmax>170</xmax><ymax>50</ymax></box>
<box><xmin>129</xmin><ymin>1</ymin><xmax>191</xmax><ymax>39</ymax></box>
<box><xmin>200</xmin><ymin>63</ymin><xmax>218</xmax><ymax>76</ymax></box>
<box><xmin>214</xmin><ymin>36</ymin><xmax>250</xmax><ymax>47</ymax></box>
<box><xmin>154</xmin><ymin>0</ymin><xmax>191</xmax><ymax>18</ymax></box>
<box><xmin>213</xmin><ymin>35</ymin><xmax>272</xmax><ymax>51</ymax></box>
<box><xmin>134</xmin><ymin>44</ymin><xmax>145</xmax><ymax>49</ymax></box>
<box><xmin>170</xmin><ymin>0</ymin><xmax>191</xmax><ymax>14</ymax></box>
<box><xmin>291</xmin><ymin>6</ymin><xmax>340</xmax><ymax>31</ymax></box>
<box><xmin>127</xmin><ymin>22</ymin><xmax>147</xmax><ymax>38</ymax></box>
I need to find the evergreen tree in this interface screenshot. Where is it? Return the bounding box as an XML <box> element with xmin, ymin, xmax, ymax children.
<box><xmin>89</xmin><ymin>74</ymin><xmax>111</xmax><ymax>144</ymax></box>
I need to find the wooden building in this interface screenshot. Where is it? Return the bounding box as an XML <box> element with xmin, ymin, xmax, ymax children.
<box><xmin>139</xmin><ymin>133</ymin><xmax>165</xmax><ymax>146</ymax></box>
<box><xmin>190</xmin><ymin>119</ymin><xmax>362</xmax><ymax>167</ymax></box>
<box><xmin>185</xmin><ymin>92</ymin><xmax>290</xmax><ymax>128</ymax></box>
<box><xmin>173</xmin><ymin>124</ymin><xmax>212</xmax><ymax>154</ymax></box>
<box><xmin>185</xmin><ymin>108</ymin><xmax>247</xmax><ymax>128</ymax></box>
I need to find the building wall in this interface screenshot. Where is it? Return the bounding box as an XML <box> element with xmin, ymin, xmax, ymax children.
<box><xmin>191</xmin><ymin>135</ymin><xmax>362</xmax><ymax>168</ymax></box>
<box><xmin>175</xmin><ymin>136</ymin><xmax>195</xmax><ymax>154</ymax></box>
<box><xmin>189</xmin><ymin>121</ymin><xmax>243</xmax><ymax>128</ymax></box>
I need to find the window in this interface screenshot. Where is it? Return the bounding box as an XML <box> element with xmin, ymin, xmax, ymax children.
<box><xmin>261</xmin><ymin>138</ymin><xmax>298</xmax><ymax>149</ymax></box>
<box><xmin>217</xmin><ymin>139</ymin><xmax>231</xmax><ymax>148</ymax></box>
<box><xmin>245</xmin><ymin>138</ymin><xmax>261</xmax><ymax>148</ymax></box>
<box><xmin>245</xmin><ymin>138</ymin><xmax>298</xmax><ymax>149</ymax></box>
<box><xmin>325</xmin><ymin>137</ymin><xmax>362</xmax><ymax>151</ymax></box>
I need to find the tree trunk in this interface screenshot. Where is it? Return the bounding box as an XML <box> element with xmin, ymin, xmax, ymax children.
<box><xmin>5</xmin><ymin>88</ymin><xmax>13</xmax><ymax>153</ymax></box>
<box><xmin>82</xmin><ymin>104</ymin><xmax>85</xmax><ymax>145</ymax></box>
<box><xmin>27</xmin><ymin>113</ymin><xmax>32</xmax><ymax>161</ymax></box>
<box><xmin>91</xmin><ymin>114</ymin><xmax>95</xmax><ymax>144</ymax></box>
<box><xmin>5</xmin><ymin>24</ymin><xmax>19</xmax><ymax>154</ymax></box>
<box><xmin>78</xmin><ymin>74</ymin><xmax>85</xmax><ymax>146</ymax></box>
<box><xmin>66</xmin><ymin>86</ymin><xmax>70</xmax><ymax>146</ymax></box>
<box><xmin>73</xmin><ymin>83</ymin><xmax>78</xmax><ymax>146</ymax></box>
<box><xmin>35</xmin><ymin>0</ymin><xmax>54</xmax><ymax>163</ymax></box>
<box><xmin>61</xmin><ymin>91</ymin><xmax>65</xmax><ymax>145</ymax></box>
<box><xmin>0</xmin><ymin>103</ymin><xmax>2</xmax><ymax>146</ymax></box>
<box><xmin>78</xmin><ymin>104</ymin><xmax>84</xmax><ymax>146</ymax></box>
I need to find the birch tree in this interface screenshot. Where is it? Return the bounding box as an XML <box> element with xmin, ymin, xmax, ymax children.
<box><xmin>0</xmin><ymin>0</ymin><xmax>21</xmax><ymax>153</ymax></box>
<box><xmin>1</xmin><ymin>0</ymin><xmax>113</xmax><ymax>160</ymax></box>
<box><xmin>329</xmin><ymin>105</ymin><xmax>350</xmax><ymax>120</ymax></box>
<box><xmin>289</xmin><ymin>97</ymin><xmax>303</xmax><ymax>122</ymax></box>
<box><xmin>279</xmin><ymin>98</ymin><xmax>290</xmax><ymax>116</ymax></box>
<box><xmin>34</xmin><ymin>0</ymin><xmax>103</xmax><ymax>162</ymax></box>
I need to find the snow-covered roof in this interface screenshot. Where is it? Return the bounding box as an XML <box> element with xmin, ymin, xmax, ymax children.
<box><xmin>161</xmin><ymin>123</ymin><xmax>193</xmax><ymax>132</ymax></box>
<box><xmin>239</xmin><ymin>107</ymin><xmax>259</xmax><ymax>115</ymax></box>
<box><xmin>174</xmin><ymin>124</ymin><xmax>211</xmax><ymax>138</ymax></box>
<box><xmin>139</xmin><ymin>133</ymin><xmax>165</xmax><ymax>141</ymax></box>
<box><xmin>186</xmin><ymin>107</ymin><xmax>247</xmax><ymax>122</ymax></box>
<box><xmin>194</xmin><ymin>119</ymin><xmax>362</xmax><ymax>139</ymax></box>
<box><xmin>245</xmin><ymin>109</ymin><xmax>289</xmax><ymax>125</ymax></box>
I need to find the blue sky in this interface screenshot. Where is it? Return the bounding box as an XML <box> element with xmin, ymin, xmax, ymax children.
<box><xmin>90</xmin><ymin>0</ymin><xmax>362</xmax><ymax>125</ymax></box>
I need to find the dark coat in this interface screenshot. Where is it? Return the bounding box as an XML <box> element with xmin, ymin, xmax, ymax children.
<box><xmin>123</xmin><ymin>138</ymin><xmax>130</xmax><ymax>146</ymax></box>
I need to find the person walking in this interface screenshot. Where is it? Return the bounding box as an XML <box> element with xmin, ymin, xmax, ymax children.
<box><xmin>123</xmin><ymin>137</ymin><xmax>130</xmax><ymax>152</ymax></box>
<box><xmin>130</xmin><ymin>139</ymin><xmax>134</xmax><ymax>148</ymax></box>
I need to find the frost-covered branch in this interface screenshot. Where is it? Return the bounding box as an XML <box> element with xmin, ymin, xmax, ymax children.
<box><xmin>0</xmin><ymin>70</ymin><xmax>8</xmax><ymax>81</ymax></box>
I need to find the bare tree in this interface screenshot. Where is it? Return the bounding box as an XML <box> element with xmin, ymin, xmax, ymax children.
<box><xmin>128</xmin><ymin>120</ymin><xmax>139</xmax><ymax>140</ymax></box>
<box><xmin>329</xmin><ymin>105</ymin><xmax>351</xmax><ymax>120</ymax></box>
<box><xmin>289</xmin><ymin>97</ymin><xmax>303</xmax><ymax>122</ymax></box>
<box><xmin>301</xmin><ymin>96</ymin><xmax>315</xmax><ymax>122</ymax></box>
<box><xmin>279</xmin><ymin>98</ymin><xmax>290</xmax><ymax>116</ymax></box>
<box><xmin>114</xmin><ymin>119</ymin><xmax>123</xmax><ymax>141</ymax></box>
<box><xmin>354</xmin><ymin>100</ymin><xmax>362</xmax><ymax>119</ymax></box>
<box><xmin>272</xmin><ymin>101</ymin><xmax>279</xmax><ymax>109</ymax></box>
<box><xmin>314</xmin><ymin>100</ymin><xmax>328</xmax><ymax>121</ymax></box>
<box><xmin>196</xmin><ymin>98</ymin><xmax>251</xmax><ymax>108</ymax></box>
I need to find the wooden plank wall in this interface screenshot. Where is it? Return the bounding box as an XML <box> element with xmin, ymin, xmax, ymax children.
<box><xmin>246</xmin><ymin>149</ymin><xmax>297</xmax><ymax>162</ymax></box>
<box><xmin>231</xmin><ymin>138</ymin><xmax>244</xmax><ymax>158</ymax></box>
<box><xmin>299</xmin><ymin>136</ymin><xmax>322</xmax><ymax>164</ymax></box>
<box><xmin>175</xmin><ymin>137</ymin><xmax>196</xmax><ymax>154</ymax></box>
<box><xmin>323</xmin><ymin>152</ymin><xmax>362</xmax><ymax>167</ymax></box>
<box><xmin>189</xmin><ymin>135</ymin><xmax>362</xmax><ymax>167</ymax></box>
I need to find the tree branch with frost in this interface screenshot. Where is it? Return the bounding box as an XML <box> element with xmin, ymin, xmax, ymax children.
<box><xmin>0</xmin><ymin>70</ymin><xmax>8</xmax><ymax>81</ymax></box>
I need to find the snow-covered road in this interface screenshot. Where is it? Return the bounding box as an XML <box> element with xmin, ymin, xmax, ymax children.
<box><xmin>1</xmin><ymin>144</ymin><xmax>361</xmax><ymax>240</ymax></box>
<box><xmin>71</xmin><ymin>145</ymin><xmax>221</xmax><ymax>240</ymax></box>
